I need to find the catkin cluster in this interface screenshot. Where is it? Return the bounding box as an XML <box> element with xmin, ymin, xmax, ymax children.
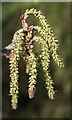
<box><xmin>4</xmin><ymin>8</ymin><xmax>64</xmax><ymax>109</ymax></box>
<box><xmin>25</xmin><ymin>8</ymin><xmax>64</xmax><ymax>67</ymax></box>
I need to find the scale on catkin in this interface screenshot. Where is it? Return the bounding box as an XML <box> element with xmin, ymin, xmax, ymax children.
<box><xmin>3</xmin><ymin>8</ymin><xmax>64</xmax><ymax>109</ymax></box>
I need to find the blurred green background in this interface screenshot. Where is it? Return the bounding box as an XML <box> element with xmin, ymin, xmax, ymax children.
<box><xmin>2</xmin><ymin>2</ymin><xmax>70</xmax><ymax>118</ymax></box>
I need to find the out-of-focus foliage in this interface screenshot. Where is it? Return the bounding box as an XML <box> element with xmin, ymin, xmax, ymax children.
<box><xmin>2</xmin><ymin>2</ymin><xmax>70</xmax><ymax>118</ymax></box>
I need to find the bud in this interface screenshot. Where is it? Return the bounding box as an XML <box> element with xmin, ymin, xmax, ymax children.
<box><xmin>28</xmin><ymin>88</ymin><xmax>36</xmax><ymax>99</ymax></box>
<box><xmin>5</xmin><ymin>43</ymin><xmax>13</xmax><ymax>50</ymax></box>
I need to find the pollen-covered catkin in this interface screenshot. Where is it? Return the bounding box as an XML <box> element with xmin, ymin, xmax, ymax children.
<box><xmin>9</xmin><ymin>33</ymin><xmax>24</xmax><ymax>109</ymax></box>
<box><xmin>33</xmin><ymin>35</ymin><xmax>55</xmax><ymax>99</ymax></box>
<box><xmin>26</xmin><ymin>53</ymin><xmax>37</xmax><ymax>98</ymax></box>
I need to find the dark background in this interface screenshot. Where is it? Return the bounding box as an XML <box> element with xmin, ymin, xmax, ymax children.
<box><xmin>2</xmin><ymin>2</ymin><xmax>70</xmax><ymax>118</ymax></box>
